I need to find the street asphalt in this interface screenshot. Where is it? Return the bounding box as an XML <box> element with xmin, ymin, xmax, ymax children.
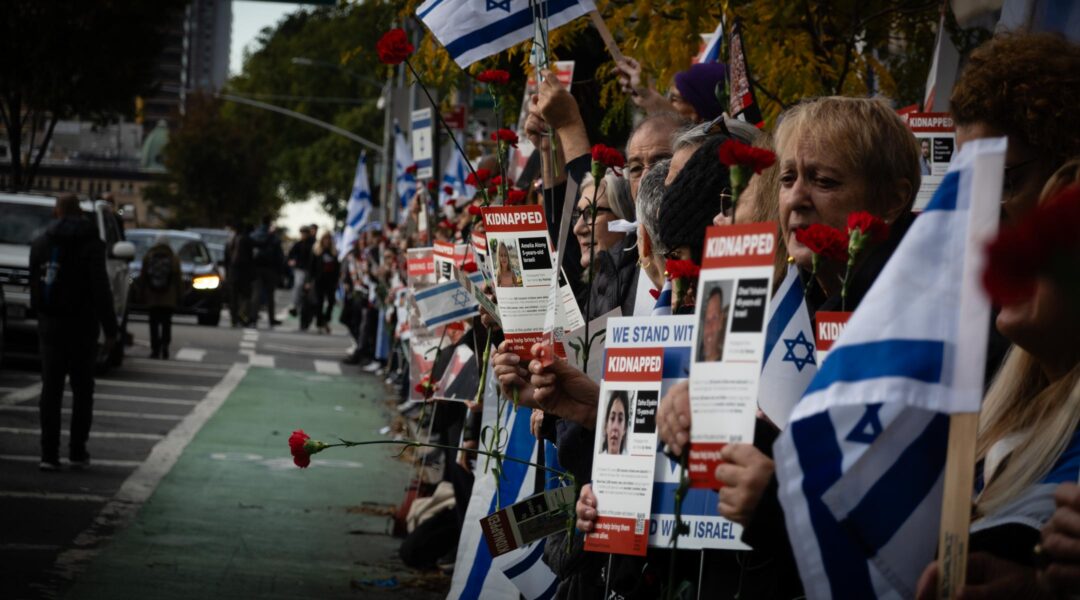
<box><xmin>0</xmin><ymin>296</ymin><xmax>449</xmax><ymax>599</ymax></box>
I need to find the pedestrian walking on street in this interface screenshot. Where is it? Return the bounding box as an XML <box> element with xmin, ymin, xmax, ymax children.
<box><xmin>249</xmin><ymin>216</ymin><xmax>284</xmax><ymax>328</ymax></box>
<box><xmin>227</xmin><ymin>222</ymin><xmax>255</xmax><ymax>327</ymax></box>
<box><xmin>287</xmin><ymin>225</ymin><xmax>314</xmax><ymax>320</ymax></box>
<box><xmin>29</xmin><ymin>193</ymin><xmax>118</xmax><ymax>471</ymax></box>
<box><xmin>138</xmin><ymin>238</ymin><xmax>182</xmax><ymax>359</ymax></box>
<box><xmin>305</xmin><ymin>232</ymin><xmax>339</xmax><ymax>334</ymax></box>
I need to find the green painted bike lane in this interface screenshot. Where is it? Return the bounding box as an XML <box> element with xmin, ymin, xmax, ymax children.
<box><xmin>66</xmin><ymin>366</ymin><xmax>432</xmax><ymax>599</ymax></box>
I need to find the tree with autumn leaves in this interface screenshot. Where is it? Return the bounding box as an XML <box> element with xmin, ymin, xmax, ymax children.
<box><xmin>393</xmin><ymin>0</ymin><xmax>989</xmax><ymax>130</ymax></box>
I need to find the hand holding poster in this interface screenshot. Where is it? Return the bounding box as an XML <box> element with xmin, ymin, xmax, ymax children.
<box><xmin>688</xmin><ymin>223</ymin><xmax>776</xmax><ymax>487</ymax></box>
<box><xmin>482</xmin><ymin>205</ymin><xmax>557</xmax><ymax>359</ymax></box>
<box><xmin>585</xmin><ymin>332</ymin><xmax>664</xmax><ymax>557</ymax></box>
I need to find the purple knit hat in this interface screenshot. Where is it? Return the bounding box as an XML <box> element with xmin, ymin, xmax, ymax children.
<box><xmin>673</xmin><ymin>63</ymin><xmax>728</xmax><ymax>121</ymax></box>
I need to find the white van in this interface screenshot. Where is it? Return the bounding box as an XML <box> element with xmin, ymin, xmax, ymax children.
<box><xmin>0</xmin><ymin>193</ymin><xmax>135</xmax><ymax>368</ymax></box>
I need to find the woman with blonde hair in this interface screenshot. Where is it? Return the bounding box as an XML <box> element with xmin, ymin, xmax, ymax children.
<box><xmin>494</xmin><ymin>241</ymin><xmax>520</xmax><ymax>288</ymax></box>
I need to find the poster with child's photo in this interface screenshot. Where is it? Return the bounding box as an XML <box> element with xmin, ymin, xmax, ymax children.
<box><xmin>489</xmin><ymin>239</ymin><xmax>523</xmax><ymax>288</ymax></box>
<box><xmin>598</xmin><ymin>390</ymin><xmax>631</xmax><ymax>456</ymax></box>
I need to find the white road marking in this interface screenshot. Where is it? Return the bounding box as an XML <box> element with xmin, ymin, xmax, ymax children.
<box><xmin>0</xmin><ymin>427</ymin><xmax>164</xmax><ymax>441</ymax></box>
<box><xmin>239</xmin><ymin>349</ymin><xmax>255</xmax><ymax>357</ymax></box>
<box><xmin>313</xmin><ymin>360</ymin><xmax>342</xmax><ymax>375</ymax></box>
<box><xmin>174</xmin><ymin>348</ymin><xmax>206</xmax><ymax>362</ymax></box>
<box><xmin>51</xmin><ymin>363</ymin><xmax>249</xmax><ymax>584</ymax></box>
<box><xmin>261</xmin><ymin>343</ymin><xmax>350</xmax><ymax>356</ymax></box>
<box><xmin>94</xmin><ymin>378</ymin><xmax>211</xmax><ymax>392</ymax></box>
<box><xmin>0</xmin><ymin>491</ymin><xmax>108</xmax><ymax>503</ymax></box>
<box><xmin>239</xmin><ymin>341</ymin><xmax>256</xmax><ymax>350</ymax></box>
<box><xmin>2</xmin><ymin>383</ymin><xmax>41</xmax><ymax>406</ymax></box>
<box><xmin>0</xmin><ymin>405</ymin><xmax>182</xmax><ymax>421</ymax></box>
<box><xmin>0</xmin><ymin>454</ymin><xmax>142</xmax><ymax>468</ymax></box>
<box><xmin>125</xmin><ymin>357</ymin><xmax>228</xmax><ymax>371</ymax></box>
<box><xmin>80</xmin><ymin>392</ymin><xmax>197</xmax><ymax>406</ymax></box>
<box><xmin>249</xmin><ymin>354</ymin><xmax>275</xmax><ymax>368</ymax></box>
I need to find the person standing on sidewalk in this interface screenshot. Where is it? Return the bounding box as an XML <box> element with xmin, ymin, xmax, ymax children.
<box><xmin>227</xmin><ymin>222</ymin><xmax>255</xmax><ymax>327</ymax></box>
<box><xmin>29</xmin><ymin>193</ymin><xmax>118</xmax><ymax>471</ymax></box>
<box><xmin>287</xmin><ymin>225</ymin><xmax>314</xmax><ymax>319</ymax></box>
<box><xmin>249</xmin><ymin>216</ymin><xmax>284</xmax><ymax>328</ymax></box>
<box><xmin>138</xmin><ymin>238</ymin><xmax>182</xmax><ymax>359</ymax></box>
<box><xmin>305</xmin><ymin>232</ymin><xmax>340</xmax><ymax>334</ymax></box>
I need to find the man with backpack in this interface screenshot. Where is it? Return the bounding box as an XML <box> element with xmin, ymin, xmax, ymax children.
<box><xmin>249</xmin><ymin>216</ymin><xmax>284</xmax><ymax>328</ymax></box>
<box><xmin>139</xmin><ymin>238</ymin><xmax>182</xmax><ymax>359</ymax></box>
<box><xmin>29</xmin><ymin>193</ymin><xmax>118</xmax><ymax>471</ymax></box>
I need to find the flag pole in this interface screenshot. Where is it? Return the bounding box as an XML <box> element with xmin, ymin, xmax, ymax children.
<box><xmin>937</xmin><ymin>412</ymin><xmax>978</xmax><ymax>599</ymax></box>
<box><xmin>587</xmin><ymin>10</ymin><xmax>624</xmax><ymax>62</ymax></box>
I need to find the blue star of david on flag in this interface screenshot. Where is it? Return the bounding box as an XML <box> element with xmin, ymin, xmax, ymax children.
<box><xmin>845</xmin><ymin>404</ymin><xmax>884</xmax><ymax>444</ymax></box>
<box><xmin>486</xmin><ymin>0</ymin><xmax>510</xmax><ymax>12</ymax></box>
<box><xmin>451</xmin><ymin>288</ymin><xmax>471</xmax><ymax>308</ymax></box>
<box><xmin>781</xmin><ymin>330</ymin><xmax>816</xmax><ymax>372</ymax></box>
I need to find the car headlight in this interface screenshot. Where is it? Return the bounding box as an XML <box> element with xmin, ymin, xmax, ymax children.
<box><xmin>192</xmin><ymin>274</ymin><xmax>220</xmax><ymax>290</ymax></box>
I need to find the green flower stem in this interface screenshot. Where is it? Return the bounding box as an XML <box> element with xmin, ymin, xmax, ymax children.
<box><xmin>667</xmin><ymin>451</ymin><xmax>691</xmax><ymax>599</ymax></box>
<box><xmin>324</xmin><ymin>438</ymin><xmax>569</xmax><ymax>480</ymax></box>
<box><xmin>474</xmin><ymin>326</ymin><xmax>494</xmax><ymax>405</ymax></box>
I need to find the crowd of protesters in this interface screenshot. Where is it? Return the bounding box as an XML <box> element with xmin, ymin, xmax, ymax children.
<box><xmin>341</xmin><ymin>29</ymin><xmax>1080</xmax><ymax>599</ymax></box>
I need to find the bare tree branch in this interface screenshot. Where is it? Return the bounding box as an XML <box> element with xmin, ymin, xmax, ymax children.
<box><xmin>27</xmin><ymin>114</ymin><xmax>58</xmax><ymax>189</ymax></box>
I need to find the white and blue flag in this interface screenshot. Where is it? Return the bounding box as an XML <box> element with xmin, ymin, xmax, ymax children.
<box><xmin>695</xmin><ymin>21</ymin><xmax>724</xmax><ymax>64</ymax></box>
<box><xmin>449</xmin><ymin>367</ymin><xmax>559</xmax><ymax>600</ymax></box>
<box><xmin>394</xmin><ymin>122</ymin><xmax>417</xmax><ymax>220</ymax></box>
<box><xmin>339</xmin><ymin>153</ymin><xmax>375</xmax><ymax>260</ymax></box>
<box><xmin>414</xmin><ymin>274</ymin><xmax>484</xmax><ymax>329</ymax></box>
<box><xmin>758</xmin><ymin>266</ymin><xmax>817</xmax><ymax>430</ymax></box>
<box><xmin>416</xmin><ymin>0</ymin><xmax>596</xmax><ymax>68</ymax></box>
<box><xmin>774</xmin><ymin>137</ymin><xmax>1005</xmax><ymax>598</ymax></box>
<box><xmin>651</xmin><ymin>279</ymin><xmax>672</xmax><ymax>316</ymax></box>
<box><xmin>440</xmin><ymin>134</ymin><xmax>476</xmax><ymax>210</ymax></box>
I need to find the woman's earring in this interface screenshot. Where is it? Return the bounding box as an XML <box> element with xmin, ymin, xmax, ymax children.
<box><xmin>638</xmin><ymin>258</ymin><xmax>652</xmax><ymax>269</ymax></box>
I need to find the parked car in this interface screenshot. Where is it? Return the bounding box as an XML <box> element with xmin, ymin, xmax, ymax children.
<box><xmin>0</xmin><ymin>193</ymin><xmax>135</xmax><ymax>367</ymax></box>
<box><xmin>126</xmin><ymin>229</ymin><xmax>223</xmax><ymax>326</ymax></box>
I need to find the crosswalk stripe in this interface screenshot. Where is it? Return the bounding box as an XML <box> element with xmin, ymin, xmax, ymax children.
<box><xmin>174</xmin><ymin>348</ymin><xmax>207</xmax><ymax>362</ymax></box>
<box><xmin>0</xmin><ymin>454</ymin><xmax>142</xmax><ymax>468</ymax></box>
<box><xmin>0</xmin><ymin>406</ymin><xmax>182</xmax><ymax>421</ymax></box>
<box><xmin>79</xmin><ymin>392</ymin><xmax>197</xmax><ymax>406</ymax></box>
<box><xmin>95</xmin><ymin>378</ymin><xmax>211</xmax><ymax>392</ymax></box>
<box><xmin>0</xmin><ymin>427</ymin><xmax>164</xmax><ymax>440</ymax></box>
<box><xmin>2</xmin><ymin>383</ymin><xmax>42</xmax><ymax>406</ymax></box>
<box><xmin>125</xmin><ymin>357</ymin><xmax>229</xmax><ymax>371</ymax></box>
<box><xmin>0</xmin><ymin>491</ymin><xmax>108</xmax><ymax>503</ymax></box>
<box><xmin>249</xmin><ymin>354</ymin><xmax>275</xmax><ymax>368</ymax></box>
<box><xmin>240</xmin><ymin>341</ymin><xmax>256</xmax><ymax>350</ymax></box>
<box><xmin>314</xmin><ymin>360</ymin><xmax>342</xmax><ymax>375</ymax></box>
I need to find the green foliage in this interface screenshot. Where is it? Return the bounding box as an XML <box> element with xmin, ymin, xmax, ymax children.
<box><xmin>145</xmin><ymin>94</ymin><xmax>277</xmax><ymax>227</ymax></box>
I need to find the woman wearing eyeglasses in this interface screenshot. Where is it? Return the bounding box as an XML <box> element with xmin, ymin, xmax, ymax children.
<box><xmin>573</xmin><ymin>170</ymin><xmax>637</xmax><ymax>319</ymax></box>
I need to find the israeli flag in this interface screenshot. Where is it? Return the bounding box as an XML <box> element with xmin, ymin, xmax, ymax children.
<box><xmin>651</xmin><ymin>279</ymin><xmax>672</xmax><ymax>316</ymax></box>
<box><xmin>773</xmin><ymin>137</ymin><xmax>1004</xmax><ymax>598</ymax></box>
<box><xmin>440</xmin><ymin>134</ymin><xmax>476</xmax><ymax>210</ymax></box>
<box><xmin>695</xmin><ymin>21</ymin><xmax>724</xmax><ymax>64</ymax></box>
<box><xmin>416</xmin><ymin>0</ymin><xmax>596</xmax><ymax>68</ymax></box>
<box><xmin>449</xmin><ymin>366</ymin><xmax>559</xmax><ymax>600</ymax></box>
<box><xmin>414</xmin><ymin>276</ymin><xmax>482</xmax><ymax>328</ymax></box>
<box><xmin>339</xmin><ymin>153</ymin><xmax>375</xmax><ymax>260</ymax></box>
<box><xmin>758</xmin><ymin>266</ymin><xmax>817</xmax><ymax>430</ymax></box>
<box><xmin>394</xmin><ymin>122</ymin><xmax>417</xmax><ymax>218</ymax></box>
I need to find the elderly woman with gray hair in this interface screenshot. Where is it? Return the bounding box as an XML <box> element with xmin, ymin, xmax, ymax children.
<box><xmin>573</xmin><ymin>170</ymin><xmax>637</xmax><ymax>319</ymax></box>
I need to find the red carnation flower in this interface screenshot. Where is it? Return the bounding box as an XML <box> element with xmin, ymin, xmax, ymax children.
<box><xmin>490</xmin><ymin>175</ymin><xmax>503</xmax><ymax>187</ymax></box>
<box><xmin>486</xmin><ymin>185</ymin><xmax>499</xmax><ymax>197</ymax></box>
<box><xmin>467</xmin><ymin>204</ymin><xmax>483</xmax><ymax>216</ymax></box>
<box><xmin>665</xmin><ymin>259</ymin><xmax>700</xmax><ymax>280</ymax></box>
<box><xmin>465</xmin><ymin>168</ymin><xmax>491</xmax><ymax>187</ymax></box>
<box><xmin>506</xmin><ymin>189</ymin><xmax>527</xmax><ymax>205</ymax></box>
<box><xmin>982</xmin><ymin>184</ymin><xmax>1080</xmax><ymax>305</ymax></box>
<box><xmin>427</xmin><ymin>181</ymin><xmax>437</xmax><ymax>192</ymax></box>
<box><xmin>463</xmin><ymin>261</ymin><xmax>478</xmax><ymax>273</ymax></box>
<box><xmin>445</xmin><ymin>197</ymin><xmax>457</xmax><ymax>206</ymax></box>
<box><xmin>376</xmin><ymin>29</ymin><xmax>414</xmax><ymax>66</ymax></box>
<box><xmin>846</xmin><ymin>211</ymin><xmax>890</xmax><ymax>244</ymax></box>
<box><xmin>591</xmin><ymin>144</ymin><xmax>625</xmax><ymax>169</ymax></box>
<box><xmin>438</xmin><ymin>218</ymin><xmax>454</xmax><ymax>230</ymax></box>
<box><xmin>405</xmin><ymin>164</ymin><xmax>418</xmax><ymax>176</ymax></box>
<box><xmin>794</xmin><ymin>224</ymin><xmax>848</xmax><ymax>263</ymax></box>
<box><xmin>289</xmin><ymin>429</ymin><xmax>312</xmax><ymax>468</ymax></box>
<box><xmin>443</xmin><ymin>185</ymin><xmax>454</xmax><ymax>195</ymax></box>
<box><xmin>717</xmin><ymin>139</ymin><xmax>777</xmax><ymax>174</ymax></box>
<box><xmin>648</xmin><ymin>288</ymin><xmax>661</xmax><ymax>300</ymax></box>
<box><xmin>476</xmin><ymin>69</ymin><xmax>510</xmax><ymax>85</ymax></box>
<box><xmin>492</xmin><ymin>129</ymin><xmax>518</xmax><ymax>148</ymax></box>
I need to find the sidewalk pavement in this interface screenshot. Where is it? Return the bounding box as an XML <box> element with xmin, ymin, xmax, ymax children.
<box><xmin>64</xmin><ymin>366</ymin><xmax>447</xmax><ymax>599</ymax></box>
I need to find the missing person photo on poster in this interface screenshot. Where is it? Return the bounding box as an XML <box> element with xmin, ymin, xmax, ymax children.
<box><xmin>695</xmin><ymin>280</ymin><xmax>733</xmax><ymax>363</ymax></box>
<box><xmin>490</xmin><ymin>239</ymin><xmax>524</xmax><ymax>288</ymax></box>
